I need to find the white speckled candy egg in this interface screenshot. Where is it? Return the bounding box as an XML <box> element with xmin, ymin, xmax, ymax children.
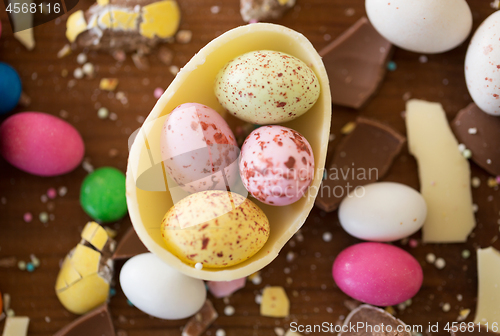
<box><xmin>214</xmin><ymin>50</ymin><xmax>320</xmax><ymax>124</ymax></box>
<box><xmin>465</xmin><ymin>11</ymin><xmax>500</xmax><ymax>117</ymax></box>
<box><xmin>239</xmin><ymin>125</ymin><xmax>314</xmax><ymax>206</ymax></box>
<box><xmin>160</xmin><ymin>103</ymin><xmax>240</xmax><ymax>193</ymax></box>
<box><xmin>120</xmin><ymin>253</ymin><xmax>206</xmax><ymax>319</ymax></box>
<box><xmin>339</xmin><ymin>182</ymin><xmax>427</xmax><ymax>242</ymax></box>
<box><xmin>366</xmin><ymin>0</ymin><xmax>472</xmax><ymax>54</ymax></box>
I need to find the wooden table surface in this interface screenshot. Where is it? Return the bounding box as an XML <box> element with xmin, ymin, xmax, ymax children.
<box><xmin>1</xmin><ymin>1</ymin><xmax>499</xmax><ymax>335</ymax></box>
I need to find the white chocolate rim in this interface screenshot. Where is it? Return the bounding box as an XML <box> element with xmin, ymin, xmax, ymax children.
<box><xmin>126</xmin><ymin>23</ymin><xmax>331</xmax><ymax>281</ymax></box>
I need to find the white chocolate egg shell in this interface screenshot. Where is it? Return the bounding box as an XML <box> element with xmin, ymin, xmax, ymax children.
<box><xmin>126</xmin><ymin>23</ymin><xmax>331</xmax><ymax>281</ymax></box>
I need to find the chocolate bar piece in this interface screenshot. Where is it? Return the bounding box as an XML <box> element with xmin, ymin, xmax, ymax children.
<box><xmin>319</xmin><ymin>17</ymin><xmax>393</xmax><ymax>109</ymax></box>
<box><xmin>181</xmin><ymin>300</ymin><xmax>218</xmax><ymax>336</ymax></box>
<box><xmin>451</xmin><ymin>325</ymin><xmax>500</xmax><ymax>336</ymax></box>
<box><xmin>54</xmin><ymin>305</ymin><xmax>115</xmax><ymax>336</ymax></box>
<box><xmin>315</xmin><ymin>117</ymin><xmax>405</xmax><ymax>212</ymax></box>
<box><xmin>339</xmin><ymin>304</ymin><xmax>411</xmax><ymax>336</ymax></box>
<box><xmin>112</xmin><ymin>227</ymin><xmax>149</xmax><ymax>260</ymax></box>
<box><xmin>452</xmin><ymin>103</ymin><xmax>500</xmax><ymax>176</ymax></box>
<box><xmin>240</xmin><ymin>0</ymin><xmax>295</xmax><ymax>23</ymax></box>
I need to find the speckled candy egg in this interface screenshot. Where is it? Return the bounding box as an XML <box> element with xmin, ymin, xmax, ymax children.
<box><xmin>239</xmin><ymin>126</ymin><xmax>314</xmax><ymax>206</ymax></box>
<box><xmin>214</xmin><ymin>50</ymin><xmax>320</xmax><ymax>124</ymax></box>
<box><xmin>0</xmin><ymin>112</ymin><xmax>84</xmax><ymax>176</ymax></box>
<box><xmin>465</xmin><ymin>11</ymin><xmax>500</xmax><ymax>116</ymax></box>
<box><xmin>333</xmin><ymin>242</ymin><xmax>423</xmax><ymax>306</ymax></box>
<box><xmin>160</xmin><ymin>103</ymin><xmax>240</xmax><ymax>193</ymax></box>
<box><xmin>161</xmin><ymin>190</ymin><xmax>270</xmax><ymax>268</ymax></box>
<box><xmin>0</xmin><ymin>62</ymin><xmax>22</xmax><ymax>114</ymax></box>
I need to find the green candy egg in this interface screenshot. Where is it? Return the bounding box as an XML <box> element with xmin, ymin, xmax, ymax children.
<box><xmin>80</xmin><ymin>167</ymin><xmax>127</xmax><ymax>222</ymax></box>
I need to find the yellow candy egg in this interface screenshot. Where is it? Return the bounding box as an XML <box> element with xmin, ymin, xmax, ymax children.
<box><xmin>161</xmin><ymin>190</ymin><xmax>270</xmax><ymax>268</ymax></box>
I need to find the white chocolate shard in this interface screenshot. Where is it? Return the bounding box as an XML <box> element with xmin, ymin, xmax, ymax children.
<box><xmin>406</xmin><ymin>99</ymin><xmax>475</xmax><ymax>243</ymax></box>
<box><xmin>9</xmin><ymin>0</ymin><xmax>35</xmax><ymax>50</ymax></box>
<box><xmin>474</xmin><ymin>247</ymin><xmax>500</xmax><ymax>326</ymax></box>
<box><xmin>2</xmin><ymin>316</ymin><xmax>30</xmax><ymax>336</ymax></box>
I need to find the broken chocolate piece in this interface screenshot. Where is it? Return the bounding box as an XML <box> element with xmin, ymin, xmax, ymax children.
<box><xmin>452</xmin><ymin>103</ymin><xmax>500</xmax><ymax>176</ymax></box>
<box><xmin>54</xmin><ymin>305</ymin><xmax>115</xmax><ymax>336</ymax></box>
<box><xmin>316</xmin><ymin>117</ymin><xmax>405</xmax><ymax>212</ymax></box>
<box><xmin>112</xmin><ymin>226</ymin><xmax>149</xmax><ymax>260</ymax></box>
<box><xmin>451</xmin><ymin>325</ymin><xmax>500</xmax><ymax>336</ymax></box>
<box><xmin>240</xmin><ymin>0</ymin><xmax>295</xmax><ymax>23</ymax></box>
<box><xmin>181</xmin><ymin>300</ymin><xmax>218</xmax><ymax>336</ymax></box>
<box><xmin>319</xmin><ymin>17</ymin><xmax>393</xmax><ymax>109</ymax></box>
<box><xmin>339</xmin><ymin>304</ymin><xmax>411</xmax><ymax>336</ymax></box>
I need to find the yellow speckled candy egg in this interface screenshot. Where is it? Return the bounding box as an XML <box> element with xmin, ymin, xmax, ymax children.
<box><xmin>214</xmin><ymin>50</ymin><xmax>320</xmax><ymax>124</ymax></box>
<box><xmin>161</xmin><ymin>190</ymin><xmax>270</xmax><ymax>268</ymax></box>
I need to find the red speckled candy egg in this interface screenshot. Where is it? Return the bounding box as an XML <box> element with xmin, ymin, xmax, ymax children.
<box><xmin>160</xmin><ymin>103</ymin><xmax>239</xmax><ymax>194</ymax></box>
<box><xmin>0</xmin><ymin>112</ymin><xmax>85</xmax><ymax>176</ymax></box>
<box><xmin>239</xmin><ymin>125</ymin><xmax>314</xmax><ymax>206</ymax></box>
<box><xmin>333</xmin><ymin>242</ymin><xmax>423</xmax><ymax>306</ymax></box>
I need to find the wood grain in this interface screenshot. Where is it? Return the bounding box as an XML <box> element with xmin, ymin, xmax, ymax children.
<box><xmin>0</xmin><ymin>1</ymin><xmax>499</xmax><ymax>335</ymax></box>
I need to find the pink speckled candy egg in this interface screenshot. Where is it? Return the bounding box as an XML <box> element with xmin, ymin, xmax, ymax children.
<box><xmin>239</xmin><ymin>125</ymin><xmax>314</xmax><ymax>206</ymax></box>
<box><xmin>333</xmin><ymin>242</ymin><xmax>423</xmax><ymax>306</ymax></box>
<box><xmin>0</xmin><ymin>112</ymin><xmax>84</xmax><ymax>176</ymax></box>
<box><xmin>160</xmin><ymin>103</ymin><xmax>239</xmax><ymax>193</ymax></box>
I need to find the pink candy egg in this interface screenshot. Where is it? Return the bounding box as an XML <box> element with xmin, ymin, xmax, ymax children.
<box><xmin>239</xmin><ymin>125</ymin><xmax>314</xmax><ymax>206</ymax></box>
<box><xmin>160</xmin><ymin>103</ymin><xmax>239</xmax><ymax>193</ymax></box>
<box><xmin>0</xmin><ymin>112</ymin><xmax>84</xmax><ymax>176</ymax></box>
<box><xmin>333</xmin><ymin>242</ymin><xmax>423</xmax><ymax>306</ymax></box>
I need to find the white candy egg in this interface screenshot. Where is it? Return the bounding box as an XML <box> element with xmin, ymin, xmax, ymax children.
<box><xmin>338</xmin><ymin>182</ymin><xmax>427</xmax><ymax>242</ymax></box>
<box><xmin>365</xmin><ymin>0</ymin><xmax>472</xmax><ymax>54</ymax></box>
<box><xmin>119</xmin><ymin>253</ymin><xmax>206</xmax><ymax>319</ymax></box>
<box><xmin>465</xmin><ymin>11</ymin><xmax>500</xmax><ymax>117</ymax></box>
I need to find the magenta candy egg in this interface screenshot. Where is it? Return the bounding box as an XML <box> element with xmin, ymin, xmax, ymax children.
<box><xmin>160</xmin><ymin>103</ymin><xmax>239</xmax><ymax>193</ymax></box>
<box><xmin>332</xmin><ymin>242</ymin><xmax>423</xmax><ymax>306</ymax></box>
<box><xmin>239</xmin><ymin>125</ymin><xmax>314</xmax><ymax>206</ymax></box>
<box><xmin>0</xmin><ymin>112</ymin><xmax>84</xmax><ymax>176</ymax></box>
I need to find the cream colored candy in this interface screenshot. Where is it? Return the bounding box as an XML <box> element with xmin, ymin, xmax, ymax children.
<box><xmin>55</xmin><ymin>222</ymin><xmax>115</xmax><ymax>315</ymax></box>
<box><xmin>474</xmin><ymin>247</ymin><xmax>500</xmax><ymax>326</ymax></box>
<box><xmin>260</xmin><ymin>286</ymin><xmax>290</xmax><ymax>317</ymax></box>
<box><xmin>215</xmin><ymin>50</ymin><xmax>320</xmax><ymax>124</ymax></box>
<box><xmin>161</xmin><ymin>191</ymin><xmax>270</xmax><ymax>268</ymax></box>
<box><xmin>66</xmin><ymin>10</ymin><xmax>87</xmax><ymax>43</ymax></box>
<box><xmin>2</xmin><ymin>317</ymin><xmax>30</xmax><ymax>336</ymax></box>
<box><xmin>126</xmin><ymin>23</ymin><xmax>331</xmax><ymax>281</ymax></box>
<box><xmin>406</xmin><ymin>100</ymin><xmax>475</xmax><ymax>243</ymax></box>
<box><xmin>366</xmin><ymin>0</ymin><xmax>472</xmax><ymax>54</ymax></box>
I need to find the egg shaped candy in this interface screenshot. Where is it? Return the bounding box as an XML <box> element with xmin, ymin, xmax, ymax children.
<box><xmin>215</xmin><ymin>50</ymin><xmax>320</xmax><ymax>124</ymax></box>
<box><xmin>160</xmin><ymin>103</ymin><xmax>240</xmax><ymax>193</ymax></box>
<box><xmin>0</xmin><ymin>112</ymin><xmax>84</xmax><ymax>176</ymax></box>
<box><xmin>0</xmin><ymin>62</ymin><xmax>22</xmax><ymax>114</ymax></box>
<box><xmin>333</xmin><ymin>242</ymin><xmax>423</xmax><ymax>306</ymax></box>
<box><xmin>240</xmin><ymin>125</ymin><xmax>314</xmax><ymax>206</ymax></box>
<box><xmin>366</xmin><ymin>0</ymin><xmax>472</xmax><ymax>54</ymax></box>
<box><xmin>161</xmin><ymin>190</ymin><xmax>270</xmax><ymax>268</ymax></box>
<box><xmin>120</xmin><ymin>253</ymin><xmax>206</xmax><ymax>319</ymax></box>
<box><xmin>339</xmin><ymin>182</ymin><xmax>427</xmax><ymax>242</ymax></box>
<box><xmin>465</xmin><ymin>11</ymin><xmax>500</xmax><ymax>117</ymax></box>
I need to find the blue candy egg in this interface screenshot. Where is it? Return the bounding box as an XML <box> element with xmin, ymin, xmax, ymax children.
<box><xmin>0</xmin><ymin>62</ymin><xmax>22</xmax><ymax>114</ymax></box>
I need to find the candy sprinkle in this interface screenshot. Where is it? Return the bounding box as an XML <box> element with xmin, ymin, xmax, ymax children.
<box><xmin>462</xmin><ymin>250</ymin><xmax>471</xmax><ymax>259</ymax></box>
<box><xmin>26</xmin><ymin>263</ymin><xmax>35</xmax><ymax>272</ymax></box>
<box><xmin>195</xmin><ymin>262</ymin><xmax>203</xmax><ymax>270</ymax></box>
<box><xmin>224</xmin><ymin>305</ymin><xmax>235</xmax><ymax>316</ymax></box>
<box><xmin>47</xmin><ymin>188</ymin><xmax>57</xmax><ymax>199</ymax></box>
<box><xmin>39</xmin><ymin>212</ymin><xmax>49</xmax><ymax>223</ymax></box>
<box><xmin>471</xmin><ymin>177</ymin><xmax>481</xmax><ymax>188</ymax></box>
<box><xmin>23</xmin><ymin>212</ymin><xmax>32</xmax><ymax>223</ymax></box>
<box><xmin>426</xmin><ymin>253</ymin><xmax>436</xmax><ymax>264</ymax></box>
<box><xmin>435</xmin><ymin>258</ymin><xmax>446</xmax><ymax>269</ymax></box>
<box><xmin>462</xmin><ymin>149</ymin><xmax>472</xmax><ymax>159</ymax></box>
<box><xmin>387</xmin><ymin>61</ymin><xmax>397</xmax><ymax>71</ymax></box>
<box><xmin>17</xmin><ymin>261</ymin><xmax>26</xmax><ymax>270</ymax></box>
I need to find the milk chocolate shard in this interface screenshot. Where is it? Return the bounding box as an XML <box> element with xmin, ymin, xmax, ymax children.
<box><xmin>54</xmin><ymin>305</ymin><xmax>115</xmax><ymax>336</ymax></box>
<box><xmin>315</xmin><ymin>117</ymin><xmax>405</xmax><ymax>212</ymax></box>
<box><xmin>240</xmin><ymin>0</ymin><xmax>295</xmax><ymax>22</ymax></box>
<box><xmin>319</xmin><ymin>17</ymin><xmax>393</xmax><ymax>109</ymax></box>
<box><xmin>339</xmin><ymin>304</ymin><xmax>411</xmax><ymax>336</ymax></box>
<box><xmin>406</xmin><ymin>99</ymin><xmax>475</xmax><ymax>243</ymax></box>
<box><xmin>181</xmin><ymin>300</ymin><xmax>218</xmax><ymax>336</ymax></box>
<box><xmin>474</xmin><ymin>247</ymin><xmax>500</xmax><ymax>329</ymax></box>
<box><xmin>452</xmin><ymin>103</ymin><xmax>500</xmax><ymax>176</ymax></box>
<box><xmin>451</xmin><ymin>325</ymin><xmax>500</xmax><ymax>336</ymax></box>
<box><xmin>112</xmin><ymin>226</ymin><xmax>148</xmax><ymax>260</ymax></box>
<box><xmin>66</xmin><ymin>0</ymin><xmax>180</xmax><ymax>52</ymax></box>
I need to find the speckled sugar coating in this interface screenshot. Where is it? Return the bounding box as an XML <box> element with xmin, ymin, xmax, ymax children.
<box><xmin>215</xmin><ymin>50</ymin><xmax>320</xmax><ymax>124</ymax></box>
<box><xmin>160</xmin><ymin>190</ymin><xmax>270</xmax><ymax>268</ymax></box>
<box><xmin>160</xmin><ymin>103</ymin><xmax>239</xmax><ymax>193</ymax></box>
<box><xmin>239</xmin><ymin>125</ymin><xmax>314</xmax><ymax>206</ymax></box>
